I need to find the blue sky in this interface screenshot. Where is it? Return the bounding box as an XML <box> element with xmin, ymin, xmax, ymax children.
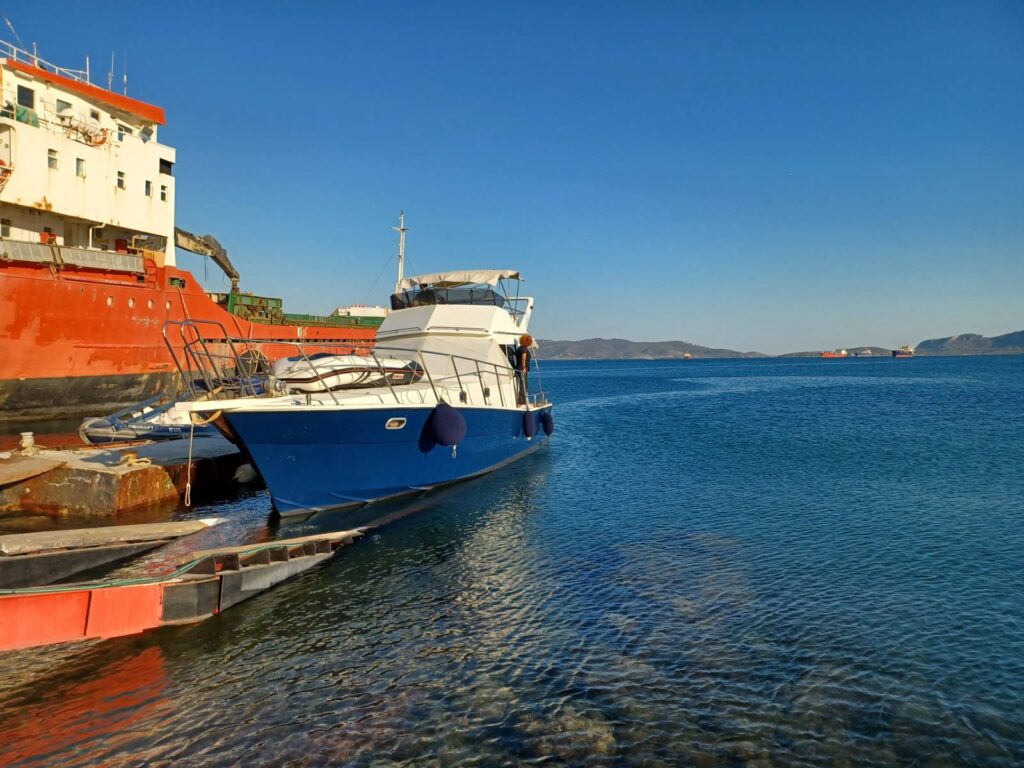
<box><xmin>7</xmin><ymin>1</ymin><xmax>1023</xmax><ymax>353</ymax></box>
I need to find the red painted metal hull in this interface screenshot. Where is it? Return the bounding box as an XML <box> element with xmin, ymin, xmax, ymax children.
<box><xmin>0</xmin><ymin>530</ymin><xmax>361</xmax><ymax>652</ymax></box>
<box><xmin>0</xmin><ymin>259</ymin><xmax>376</xmax><ymax>422</ymax></box>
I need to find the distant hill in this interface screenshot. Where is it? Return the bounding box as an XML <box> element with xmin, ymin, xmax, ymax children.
<box><xmin>537</xmin><ymin>338</ymin><xmax>766</xmax><ymax>360</ymax></box>
<box><xmin>916</xmin><ymin>330</ymin><xmax>1024</xmax><ymax>356</ymax></box>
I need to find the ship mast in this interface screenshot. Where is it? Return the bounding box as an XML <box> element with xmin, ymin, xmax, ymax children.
<box><xmin>392</xmin><ymin>211</ymin><xmax>407</xmax><ymax>294</ymax></box>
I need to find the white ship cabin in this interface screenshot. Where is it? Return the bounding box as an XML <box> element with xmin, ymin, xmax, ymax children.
<box><xmin>378</xmin><ymin>270</ymin><xmax>534</xmax><ymax>362</ymax></box>
<box><xmin>0</xmin><ymin>41</ymin><xmax>176</xmax><ymax>263</ymax></box>
<box><xmin>330</xmin><ymin>304</ymin><xmax>390</xmax><ymax>319</ymax></box>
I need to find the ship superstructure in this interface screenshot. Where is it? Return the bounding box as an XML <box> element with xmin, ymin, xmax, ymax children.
<box><xmin>0</xmin><ymin>41</ymin><xmax>379</xmax><ymax>423</ymax></box>
<box><xmin>1</xmin><ymin>42</ymin><xmax>174</xmax><ymax>260</ymax></box>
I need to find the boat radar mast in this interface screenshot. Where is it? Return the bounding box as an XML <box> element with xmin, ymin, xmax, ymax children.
<box><xmin>392</xmin><ymin>211</ymin><xmax>408</xmax><ymax>294</ymax></box>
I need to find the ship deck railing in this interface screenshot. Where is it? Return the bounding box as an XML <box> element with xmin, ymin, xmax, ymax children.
<box><xmin>1</xmin><ymin>40</ymin><xmax>90</xmax><ymax>83</ymax></box>
<box><xmin>161</xmin><ymin>319</ymin><xmax>548</xmax><ymax>411</ymax></box>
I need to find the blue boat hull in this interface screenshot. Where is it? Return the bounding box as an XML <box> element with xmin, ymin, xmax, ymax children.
<box><xmin>222</xmin><ymin>405</ymin><xmax>552</xmax><ymax>514</ymax></box>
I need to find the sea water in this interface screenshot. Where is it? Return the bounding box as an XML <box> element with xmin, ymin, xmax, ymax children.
<box><xmin>1</xmin><ymin>356</ymin><xmax>1022</xmax><ymax>766</ymax></box>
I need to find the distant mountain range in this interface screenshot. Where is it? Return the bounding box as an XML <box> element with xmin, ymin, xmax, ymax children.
<box><xmin>916</xmin><ymin>330</ymin><xmax>1024</xmax><ymax>356</ymax></box>
<box><xmin>537</xmin><ymin>330</ymin><xmax>1024</xmax><ymax>360</ymax></box>
<box><xmin>537</xmin><ymin>338</ymin><xmax>766</xmax><ymax>359</ymax></box>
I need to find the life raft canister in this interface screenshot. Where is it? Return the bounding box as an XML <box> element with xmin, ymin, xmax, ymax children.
<box><xmin>540</xmin><ymin>410</ymin><xmax>554</xmax><ymax>436</ymax></box>
<box><xmin>431</xmin><ymin>402</ymin><xmax>467</xmax><ymax>446</ymax></box>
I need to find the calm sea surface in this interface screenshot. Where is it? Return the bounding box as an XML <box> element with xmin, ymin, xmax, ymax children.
<box><xmin>1</xmin><ymin>356</ymin><xmax>1022</xmax><ymax>766</ymax></box>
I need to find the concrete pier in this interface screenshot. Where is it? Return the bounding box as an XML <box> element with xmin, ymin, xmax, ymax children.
<box><xmin>0</xmin><ymin>436</ymin><xmax>248</xmax><ymax>517</ymax></box>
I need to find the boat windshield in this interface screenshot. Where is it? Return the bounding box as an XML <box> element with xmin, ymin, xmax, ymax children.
<box><xmin>390</xmin><ymin>286</ymin><xmax>507</xmax><ymax>310</ymax></box>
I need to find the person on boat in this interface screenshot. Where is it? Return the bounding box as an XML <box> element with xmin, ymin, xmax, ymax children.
<box><xmin>515</xmin><ymin>334</ymin><xmax>533</xmax><ymax>405</ymax></box>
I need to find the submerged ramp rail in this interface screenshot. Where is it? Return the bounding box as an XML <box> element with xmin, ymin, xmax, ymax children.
<box><xmin>0</xmin><ymin>529</ymin><xmax>363</xmax><ymax>652</ymax></box>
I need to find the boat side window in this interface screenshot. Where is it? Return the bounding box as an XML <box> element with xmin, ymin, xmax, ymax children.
<box><xmin>169</xmin><ymin>277</ymin><xmax>186</xmax><ymax>289</ymax></box>
<box><xmin>160</xmin><ymin>185</ymin><xmax>168</xmax><ymax>202</ymax></box>
<box><xmin>117</xmin><ymin>171</ymin><xmax>126</xmax><ymax>190</ymax></box>
<box><xmin>159</xmin><ymin>158</ymin><xmax>173</xmax><ymax>176</ymax></box>
<box><xmin>117</xmin><ymin>124</ymin><xmax>132</xmax><ymax>142</ymax></box>
<box><xmin>16</xmin><ymin>86</ymin><xmax>33</xmax><ymax>109</ymax></box>
<box><xmin>89</xmin><ymin>109</ymin><xmax>100</xmax><ymax>123</ymax></box>
<box><xmin>56</xmin><ymin>99</ymin><xmax>72</xmax><ymax>114</ymax></box>
<box><xmin>1</xmin><ymin>218</ymin><xmax>10</xmax><ymax>238</ymax></box>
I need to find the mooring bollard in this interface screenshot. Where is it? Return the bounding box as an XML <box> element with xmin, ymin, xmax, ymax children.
<box><xmin>17</xmin><ymin>432</ymin><xmax>40</xmax><ymax>456</ymax></box>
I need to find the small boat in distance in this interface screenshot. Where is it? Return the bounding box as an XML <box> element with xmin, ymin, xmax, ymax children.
<box><xmin>821</xmin><ymin>349</ymin><xmax>849</xmax><ymax>358</ymax></box>
<box><xmin>892</xmin><ymin>344</ymin><xmax>916</xmax><ymax>358</ymax></box>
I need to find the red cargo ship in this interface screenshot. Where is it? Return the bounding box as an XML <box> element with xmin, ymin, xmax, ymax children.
<box><xmin>0</xmin><ymin>41</ymin><xmax>378</xmax><ymax>422</ymax></box>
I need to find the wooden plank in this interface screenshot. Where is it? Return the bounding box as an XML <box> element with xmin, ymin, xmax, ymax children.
<box><xmin>0</xmin><ymin>518</ymin><xmax>223</xmax><ymax>557</ymax></box>
<box><xmin>0</xmin><ymin>456</ymin><xmax>67</xmax><ymax>487</ymax></box>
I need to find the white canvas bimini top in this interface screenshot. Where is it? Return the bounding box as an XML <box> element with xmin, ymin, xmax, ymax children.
<box><xmin>397</xmin><ymin>270</ymin><xmax>521</xmax><ymax>289</ymax></box>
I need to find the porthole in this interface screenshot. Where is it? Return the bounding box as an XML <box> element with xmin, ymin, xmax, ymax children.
<box><xmin>385</xmin><ymin>417</ymin><xmax>407</xmax><ymax>430</ymax></box>
<box><xmin>106</xmin><ymin>296</ymin><xmax>113</xmax><ymax>307</ymax></box>
<box><xmin>165</xmin><ymin>301</ymin><xmax>171</xmax><ymax>311</ymax></box>
<box><xmin>128</xmin><ymin>297</ymin><xmax>135</xmax><ymax>308</ymax></box>
<box><xmin>147</xmin><ymin>299</ymin><xmax>154</xmax><ymax>309</ymax></box>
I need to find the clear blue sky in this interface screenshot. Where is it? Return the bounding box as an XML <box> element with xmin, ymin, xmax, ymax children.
<box><xmin>7</xmin><ymin>1</ymin><xmax>1023</xmax><ymax>353</ymax></box>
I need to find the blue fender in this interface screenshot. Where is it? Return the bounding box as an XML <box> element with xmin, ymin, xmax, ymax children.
<box><xmin>523</xmin><ymin>411</ymin><xmax>536</xmax><ymax>438</ymax></box>
<box><xmin>540</xmin><ymin>410</ymin><xmax>554</xmax><ymax>436</ymax></box>
<box><xmin>431</xmin><ymin>402</ymin><xmax>467</xmax><ymax>446</ymax></box>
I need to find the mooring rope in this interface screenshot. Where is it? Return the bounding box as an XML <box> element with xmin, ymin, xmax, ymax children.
<box><xmin>185</xmin><ymin>420</ymin><xmax>195</xmax><ymax>507</ymax></box>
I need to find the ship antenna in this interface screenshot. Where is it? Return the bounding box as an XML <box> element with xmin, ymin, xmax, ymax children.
<box><xmin>1</xmin><ymin>13</ymin><xmax>25</xmax><ymax>50</ymax></box>
<box><xmin>392</xmin><ymin>211</ymin><xmax>408</xmax><ymax>294</ymax></box>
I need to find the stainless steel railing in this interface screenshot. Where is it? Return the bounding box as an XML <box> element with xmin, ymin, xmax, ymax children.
<box><xmin>160</xmin><ymin>320</ymin><xmax>547</xmax><ymax>410</ymax></box>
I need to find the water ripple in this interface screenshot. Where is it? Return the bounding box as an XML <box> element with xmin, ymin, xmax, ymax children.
<box><xmin>1</xmin><ymin>356</ymin><xmax>1022</xmax><ymax>766</ymax></box>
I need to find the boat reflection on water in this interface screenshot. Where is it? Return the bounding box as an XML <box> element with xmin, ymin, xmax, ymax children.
<box><xmin>0</xmin><ymin>645</ymin><xmax>171</xmax><ymax>764</ymax></box>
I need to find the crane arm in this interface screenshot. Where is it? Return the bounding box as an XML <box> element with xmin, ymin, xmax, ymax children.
<box><xmin>173</xmin><ymin>227</ymin><xmax>240</xmax><ymax>292</ymax></box>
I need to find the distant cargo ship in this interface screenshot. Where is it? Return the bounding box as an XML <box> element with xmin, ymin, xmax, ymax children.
<box><xmin>820</xmin><ymin>349</ymin><xmax>849</xmax><ymax>358</ymax></box>
<box><xmin>892</xmin><ymin>345</ymin><xmax>915</xmax><ymax>358</ymax></box>
<box><xmin>0</xmin><ymin>40</ymin><xmax>381</xmax><ymax>422</ymax></box>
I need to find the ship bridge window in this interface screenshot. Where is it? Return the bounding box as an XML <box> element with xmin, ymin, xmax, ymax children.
<box><xmin>89</xmin><ymin>109</ymin><xmax>100</xmax><ymax>122</ymax></box>
<box><xmin>56</xmin><ymin>99</ymin><xmax>72</xmax><ymax>114</ymax></box>
<box><xmin>159</xmin><ymin>158</ymin><xmax>173</xmax><ymax>176</ymax></box>
<box><xmin>17</xmin><ymin>86</ymin><xmax>34</xmax><ymax>109</ymax></box>
<box><xmin>117</xmin><ymin>124</ymin><xmax>132</xmax><ymax>141</ymax></box>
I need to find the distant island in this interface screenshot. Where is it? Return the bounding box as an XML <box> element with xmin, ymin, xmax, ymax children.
<box><xmin>915</xmin><ymin>330</ymin><xmax>1024</xmax><ymax>356</ymax></box>
<box><xmin>537</xmin><ymin>338</ymin><xmax>766</xmax><ymax>360</ymax></box>
<box><xmin>537</xmin><ymin>330</ymin><xmax>1024</xmax><ymax>360</ymax></box>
